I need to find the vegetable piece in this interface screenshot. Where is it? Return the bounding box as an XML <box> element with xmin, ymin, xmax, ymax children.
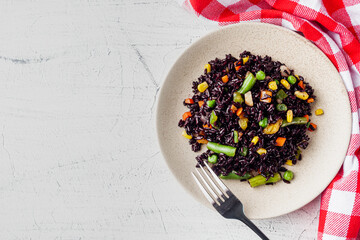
<box><xmin>281</xmin><ymin>117</ymin><xmax>308</xmax><ymax>127</ymax></box>
<box><xmin>230</xmin><ymin>105</ymin><xmax>237</xmax><ymax>113</ymax></box>
<box><xmin>207</xmin><ymin>142</ymin><xmax>237</xmax><ymax>157</ymax></box>
<box><xmin>182</xmin><ymin>111</ymin><xmax>192</xmax><ymax>120</ymax></box>
<box><xmin>207</xmin><ymin>99</ymin><xmax>216</xmax><ymax>108</ymax></box>
<box><xmin>220</xmin><ymin>172</ymin><xmax>251</xmax><ymax>180</ymax></box>
<box><xmin>234</xmin><ymin>61</ymin><xmax>241</xmax><ymax>71</ymax></box>
<box><xmin>198</xmin><ymin>101</ymin><xmax>204</xmax><ymax>107</ymax></box>
<box><xmin>283</xmin><ymin>170</ymin><xmax>294</xmax><ymax>181</ymax></box>
<box><xmin>244</xmin><ymin>91</ymin><xmax>253</xmax><ymax>106</ymax></box>
<box><xmin>275</xmin><ymin>137</ymin><xmax>286</xmax><ymax>147</ymax></box>
<box><xmin>208</xmin><ymin>154</ymin><xmax>218</xmax><ymax>164</ymax></box>
<box><xmin>182</xmin><ymin>130</ymin><xmax>192</xmax><ymax>139</ymax></box>
<box><xmin>222</xmin><ymin>75</ymin><xmax>229</xmax><ymax>83</ymax></box>
<box><xmin>239</xmin><ymin>117</ymin><xmax>249</xmax><ymax>130</ymax></box>
<box><xmin>248</xmin><ymin>173</ymin><xmax>281</xmax><ymax>187</ymax></box>
<box><xmin>276</xmin><ymin>103</ymin><xmax>288</xmax><ymax>112</ymax></box>
<box><xmin>185</xmin><ymin>98</ymin><xmax>194</xmax><ymax>104</ymax></box>
<box><xmin>275</xmin><ymin>79</ymin><xmax>279</xmax><ymax>85</ymax></box>
<box><xmin>275</xmin><ymin>89</ymin><xmax>288</xmax><ymax>100</ymax></box>
<box><xmin>280</xmin><ymin>65</ymin><xmax>290</xmax><ymax>77</ymax></box>
<box><xmin>197</xmin><ymin>139</ymin><xmax>208</xmax><ymax>144</ymax></box>
<box><xmin>233</xmin><ymin>92</ymin><xmax>244</xmax><ymax>103</ymax></box>
<box><xmin>285</xmin><ymin>160</ymin><xmax>293</xmax><ymax>166</ymax></box>
<box><xmin>268</xmin><ymin>81</ymin><xmax>278</xmax><ymax>91</ymax></box>
<box><xmin>197</xmin><ymin>82</ymin><xmax>209</xmax><ymax>92</ymax></box>
<box><xmin>239</xmin><ymin>147</ymin><xmax>248</xmax><ymax>156</ymax></box>
<box><xmin>251</xmin><ymin>136</ymin><xmax>259</xmax><ymax>145</ymax></box>
<box><xmin>287</xmin><ymin>75</ymin><xmax>297</xmax><ymax>84</ymax></box>
<box><xmin>295</xmin><ymin>149</ymin><xmax>301</xmax><ymax>160</ymax></box>
<box><xmin>307</xmin><ymin>98</ymin><xmax>314</xmax><ymax>103</ymax></box>
<box><xmin>209</xmin><ymin>111</ymin><xmax>218</xmax><ymax>125</ymax></box>
<box><xmin>256</xmin><ymin>148</ymin><xmax>267</xmax><ymax>155</ymax></box>
<box><xmin>236</xmin><ymin>107</ymin><xmax>243</xmax><ymax>117</ymax></box>
<box><xmin>203</xmin><ymin>124</ymin><xmax>212</xmax><ymax>129</ymax></box>
<box><xmin>315</xmin><ymin>109</ymin><xmax>324</xmax><ymax>115</ymax></box>
<box><xmin>294</xmin><ymin>91</ymin><xmax>309</xmax><ymax>100</ymax></box>
<box><xmin>304</xmin><ymin>115</ymin><xmax>310</xmax><ymax>122</ymax></box>
<box><xmin>298</xmin><ymin>80</ymin><xmax>305</xmax><ymax>89</ymax></box>
<box><xmin>280</xmin><ymin>79</ymin><xmax>291</xmax><ymax>90</ymax></box>
<box><xmin>205</xmin><ymin>63</ymin><xmax>211</xmax><ymax>73</ymax></box>
<box><xmin>263</xmin><ymin>119</ymin><xmax>282</xmax><ymax>135</ymax></box>
<box><xmin>242</xmin><ymin>56</ymin><xmax>249</xmax><ymax>64</ymax></box>
<box><xmin>238</xmin><ymin>72</ymin><xmax>257</xmax><ymax>94</ymax></box>
<box><xmin>259</xmin><ymin>117</ymin><xmax>268</xmax><ymax>128</ymax></box>
<box><xmin>260</xmin><ymin>90</ymin><xmax>272</xmax><ymax>103</ymax></box>
<box><xmin>287</xmin><ymin>110</ymin><xmax>293</xmax><ymax>123</ymax></box>
<box><xmin>256</xmin><ymin>70</ymin><xmax>266</xmax><ymax>80</ymax></box>
<box><xmin>233</xmin><ymin>130</ymin><xmax>239</xmax><ymax>143</ymax></box>
<box><xmin>308</xmin><ymin>123</ymin><xmax>317</xmax><ymax>132</ymax></box>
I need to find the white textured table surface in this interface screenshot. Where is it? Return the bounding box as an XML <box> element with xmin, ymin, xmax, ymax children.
<box><xmin>0</xmin><ymin>0</ymin><xmax>321</xmax><ymax>239</ymax></box>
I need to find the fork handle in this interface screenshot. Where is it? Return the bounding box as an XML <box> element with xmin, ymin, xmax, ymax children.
<box><xmin>239</xmin><ymin>216</ymin><xmax>269</xmax><ymax>240</ymax></box>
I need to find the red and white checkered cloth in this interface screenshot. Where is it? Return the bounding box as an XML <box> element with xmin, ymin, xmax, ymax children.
<box><xmin>178</xmin><ymin>0</ymin><xmax>360</xmax><ymax>239</ymax></box>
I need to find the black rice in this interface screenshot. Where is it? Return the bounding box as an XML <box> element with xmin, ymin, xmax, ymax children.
<box><xmin>179</xmin><ymin>51</ymin><xmax>315</xmax><ymax>179</ymax></box>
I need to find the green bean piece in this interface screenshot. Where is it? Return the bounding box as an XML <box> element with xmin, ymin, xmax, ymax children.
<box><xmin>306</xmin><ymin>122</ymin><xmax>311</xmax><ymax>128</ymax></box>
<box><xmin>281</xmin><ymin>117</ymin><xmax>308</xmax><ymax>127</ymax></box>
<box><xmin>248</xmin><ymin>173</ymin><xmax>281</xmax><ymax>187</ymax></box>
<box><xmin>287</xmin><ymin>75</ymin><xmax>297</xmax><ymax>84</ymax></box>
<box><xmin>233</xmin><ymin>130</ymin><xmax>239</xmax><ymax>143</ymax></box>
<box><xmin>275</xmin><ymin>89</ymin><xmax>288</xmax><ymax>100</ymax></box>
<box><xmin>238</xmin><ymin>72</ymin><xmax>257</xmax><ymax>94</ymax></box>
<box><xmin>275</xmin><ymin>79</ymin><xmax>279</xmax><ymax>85</ymax></box>
<box><xmin>259</xmin><ymin>117</ymin><xmax>268</xmax><ymax>128</ymax></box>
<box><xmin>207</xmin><ymin>99</ymin><xmax>216</xmax><ymax>108</ymax></box>
<box><xmin>283</xmin><ymin>170</ymin><xmax>294</xmax><ymax>181</ymax></box>
<box><xmin>276</xmin><ymin>104</ymin><xmax>288</xmax><ymax>112</ymax></box>
<box><xmin>233</xmin><ymin>92</ymin><xmax>244</xmax><ymax>103</ymax></box>
<box><xmin>239</xmin><ymin>146</ymin><xmax>248</xmax><ymax>156</ymax></box>
<box><xmin>209</xmin><ymin>111</ymin><xmax>218</xmax><ymax>125</ymax></box>
<box><xmin>208</xmin><ymin>154</ymin><xmax>218</xmax><ymax>164</ymax></box>
<box><xmin>256</xmin><ymin>70</ymin><xmax>266</xmax><ymax>81</ymax></box>
<box><xmin>220</xmin><ymin>172</ymin><xmax>251</xmax><ymax>180</ymax></box>
<box><xmin>207</xmin><ymin>142</ymin><xmax>237</xmax><ymax>157</ymax></box>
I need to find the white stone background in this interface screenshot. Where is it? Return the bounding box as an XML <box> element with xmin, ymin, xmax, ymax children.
<box><xmin>0</xmin><ymin>0</ymin><xmax>332</xmax><ymax>239</ymax></box>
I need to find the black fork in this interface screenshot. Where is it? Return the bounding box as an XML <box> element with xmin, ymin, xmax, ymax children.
<box><xmin>191</xmin><ymin>162</ymin><xmax>270</xmax><ymax>240</ymax></box>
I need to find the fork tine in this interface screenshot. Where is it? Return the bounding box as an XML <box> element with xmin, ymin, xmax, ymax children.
<box><xmin>194</xmin><ymin>168</ymin><xmax>222</xmax><ymax>203</ymax></box>
<box><xmin>203</xmin><ymin>162</ymin><xmax>231</xmax><ymax>195</ymax></box>
<box><xmin>191</xmin><ymin>172</ymin><xmax>217</xmax><ymax>205</ymax></box>
<box><xmin>199</xmin><ymin>164</ymin><xmax>225</xmax><ymax>199</ymax></box>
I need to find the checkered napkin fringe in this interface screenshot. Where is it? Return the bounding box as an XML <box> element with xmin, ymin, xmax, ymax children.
<box><xmin>179</xmin><ymin>0</ymin><xmax>360</xmax><ymax>239</ymax></box>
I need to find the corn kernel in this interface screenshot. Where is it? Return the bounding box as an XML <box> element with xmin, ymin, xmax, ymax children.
<box><xmin>315</xmin><ymin>109</ymin><xmax>324</xmax><ymax>116</ymax></box>
<box><xmin>239</xmin><ymin>117</ymin><xmax>248</xmax><ymax>130</ymax></box>
<box><xmin>251</xmin><ymin>136</ymin><xmax>259</xmax><ymax>145</ymax></box>
<box><xmin>294</xmin><ymin>91</ymin><xmax>309</xmax><ymax>100</ymax></box>
<box><xmin>287</xmin><ymin>110</ymin><xmax>293</xmax><ymax>123</ymax></box>
<box><xmin>256</xmin><ymin>148</ymin><xmax>267</xmax><ymax>155</ymax></box>
<box><xmin>197</xmin><ymin>82</ymin><xmax>209</xmax><ymax>93</ymax></box>
<box><xmin>204</xmin><ymin>64</ymin><xmax>211</xmax><ymax>73</ymax></box>
<box><xmin>182</xmin><ymin>130</ymin><xmax>192</xmax><ymax>139</ymax></box>
<box><xmin>268</xmin><ymin>81</ymin><xmax>278</xmax><ymax>91</ymax></box>
<box><xmin>242</xmin><ymin>56</ymin><xmax>249</xmax><ymax>64</ymax></box>
<box><xmin>281</xmin><ymin>79</ymin><xmax>290</xmax><ymax>90</ymax></box>
<box><xmin>285</xmin><ymin>160</ymin><xmax>293</xmax><ymax>166</ymax></box>
<box><xmin>295</xmin><ymin>74</ymin><xmax>299</xmax><ymax>80</ymax></box>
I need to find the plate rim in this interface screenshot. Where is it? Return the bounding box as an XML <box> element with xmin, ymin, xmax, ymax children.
<box><xmin>155</xmin><ymin>22</ymin><xmax>352</xmax><ymax>219</ymax></box>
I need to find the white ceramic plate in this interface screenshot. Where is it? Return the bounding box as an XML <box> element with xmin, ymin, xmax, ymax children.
<box><xmin>156</xmin><ymin>23</ymin><xmax>351</xmax><ymax>219</ymax></box>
